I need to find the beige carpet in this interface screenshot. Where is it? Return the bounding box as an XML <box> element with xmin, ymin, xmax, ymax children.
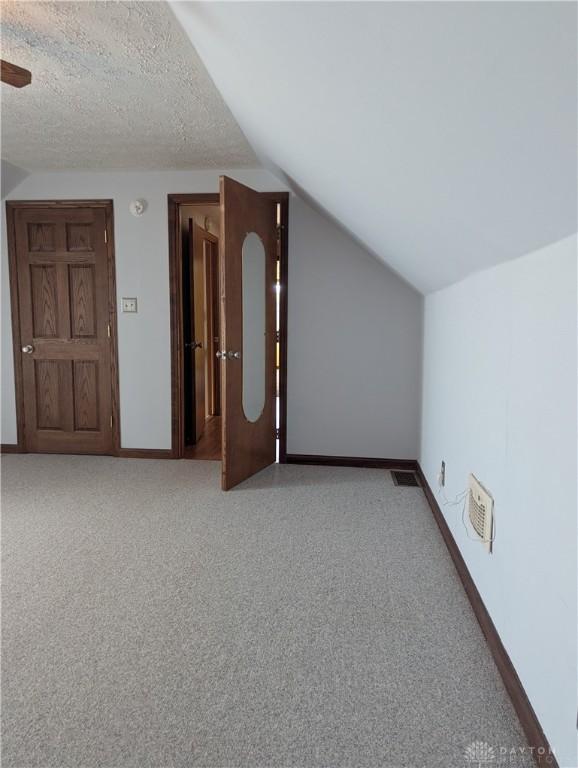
<box><xmin>1</xmin><ymin>455</ymin><xmax>532</xmax><ymax>767</ymax></box>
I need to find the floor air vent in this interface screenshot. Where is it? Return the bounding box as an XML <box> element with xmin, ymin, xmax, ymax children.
<box><xmin>391</xmin><ymin>470</ymin><xmax>420</xmax><ymax>487</ymax></box>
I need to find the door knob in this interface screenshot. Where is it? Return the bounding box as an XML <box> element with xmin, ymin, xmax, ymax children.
<box><xmin>227</xmin><ymin>351</ymin><xmax>241</xmax><ymax>360</ymax></box>
<box><xmin>193</xmin><ymin>341</ymin><xmax>203</xmax><ymax>350</ymax></box>
<box><xmin>21</xmin><ymin>344</ymin><xmax>33</xmax><ymax>354</ymax></box>
<box><xmin>216</xmin><ymin>350</ymin><xmax>226</xmax><ymax>359</ymax></box>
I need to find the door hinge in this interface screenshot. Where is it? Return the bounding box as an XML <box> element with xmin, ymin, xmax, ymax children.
<box><xmin>104</xmin><ymin>229</ymin><xmax>108</xmax><ymax>244</ymax></box>
<box><xmin>275</xmin><ymin>330</ymin><xmax>280</xmax><ymax>343</ymax></box>
<box><xmin>110</xmin><ymin>414</ymin><xmax>113</xmax><ymax>428</ymax></box>
<box><xmin>275</xmin><ymin>428</ymin><xmax>280</xmax><ymax>439</ymax></box>
<box><xmin>107</xmin><ymin>323</ymin><xmax>111</xmax><ymax>338</ymax></box>
<box><xmin>275</xmin><ymin>224</ymin><xmax>283</xmax><ymax>241</ymax></box>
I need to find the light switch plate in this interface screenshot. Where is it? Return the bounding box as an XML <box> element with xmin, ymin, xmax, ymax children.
<box><xmin>122</xmin><ymin>297</ymin><xmax>138</xmax><ymax>313</ymax></box>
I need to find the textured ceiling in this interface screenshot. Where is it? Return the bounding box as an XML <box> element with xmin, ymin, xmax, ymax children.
<box><xmin>172</xmin><ymin>1</ymin><xmax>577</xmax><ymax>293</ymax></box>
<box><xmin>0</xmin><ymin>0</ymin><xmax>257</xmax><ymax>170</ymax></box>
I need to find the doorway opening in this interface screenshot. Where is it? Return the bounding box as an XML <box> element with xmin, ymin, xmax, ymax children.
<box><xmin>167</xmin><ymin>191</ymin><xmax>288</xmax><ymax>464</ymax></box>
<box><xmin>181</xmin><ymin>202</ymin><xmax>221</xmax><ymax>460</ymax></box>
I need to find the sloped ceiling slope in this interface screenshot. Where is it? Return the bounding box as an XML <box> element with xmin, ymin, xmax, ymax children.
<box><xmin>0</xmin><ymin>160</ymin><xmax>28</xmax><ymax>197</ymax></box>
<box><xmin>171</xmin><ymin>1</ymin><xmax>577</xmax><ymax>293</ymax></box>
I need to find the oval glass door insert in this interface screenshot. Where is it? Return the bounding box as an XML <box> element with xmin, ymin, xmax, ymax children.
<box><xmin>242</xmin><ymin>232</ymin><xmax>266</xmax><ymax>422</ymax></box>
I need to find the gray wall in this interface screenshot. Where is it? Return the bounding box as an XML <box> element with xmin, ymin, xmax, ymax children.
<box><xmin>287</xmin><ymin>196</ymin><xmax>422</xmax><ymax>458</ymax></box>
<box><xmin>1</xmin><ymin>169</ymin><xmax>423</xmax><ymax>458</ymax></box>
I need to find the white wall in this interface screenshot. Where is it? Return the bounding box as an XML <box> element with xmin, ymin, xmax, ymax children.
<box><xmin>1</xmin><ymin>169</ymin><xmax>423</xmax><ymax>457</ymax></box>
<box><xmin>420</xmin><ymin>235</ymin><xmax>577</xmax><ymax>767</ymax></box>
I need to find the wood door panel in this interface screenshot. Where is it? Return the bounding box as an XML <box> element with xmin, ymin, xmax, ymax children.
<box><xmin>27</xmin><ymin>222</ymin><xmax>56</xmax><ymax>252</ymax></box>
<box><xmin>35</xmin><ymin>359</ymin><xmax>70</xmax><ymax>430</ymax></box>
<box><xmin>69</xmin><ymin>264</ymin><xmax>97</xmax><ymax>337</ymax></box>
<box><xmin>12</xmin><ymin>204</ymin><xmax>115</xmax><ymax>455</ymax></box>
<box><xmin>73</xmin><ymin>360</ymin><xmax>99</xmax><ymax>430</ymax></box>
<box><xmin>220</xmin><ymin>176</ymin><xmax>277</xmax><ymax>490</ymax></box>
<box><xmin>66</xmin><ymin>223</ymin><xmax>94</xmax><ymax>251</ymax></box>
<box><xmin>30</xmin><ymin>264</ymin><xmax>58</xmax><ymax>338</ymax></box>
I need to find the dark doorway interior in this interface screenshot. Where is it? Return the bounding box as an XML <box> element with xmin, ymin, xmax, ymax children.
<box><xmin>182</xmin><ymin>227</ymin><xmax>194</xmax><ymax>446</ymax></box>
<box><xmin>180</xmin><ymin>203</ymin><xmax>221</xmax><ymax>460</ymax></box>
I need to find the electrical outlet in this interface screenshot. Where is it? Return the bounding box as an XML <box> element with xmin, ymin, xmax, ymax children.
<box><xmin>122</xmin><ymin>297</ymin><xmax>138</xmax><ymax>313</ymax></box>
<box><xmin>438</xmin><ymin>460</ymin><xmax>446</xmax><ymax>488</ymax></box>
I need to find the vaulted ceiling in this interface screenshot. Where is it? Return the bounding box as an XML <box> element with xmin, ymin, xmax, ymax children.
<box><xmin>1</xmin><ymin>0</ymin><xmax>256</xmax><ymax>170</ymax></box>
<box><xmin>1</xmin><ymin>1</ymin><xmax>575</xmax><ymax>292</ymax></box>
<box><xmin>171</xmin><ymin>1</ymin><xmax>577</xmax><ymax>292</ymax></box>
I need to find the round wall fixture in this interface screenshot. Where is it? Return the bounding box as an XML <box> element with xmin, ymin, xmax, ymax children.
<box><xmin>129</xmin><ymin>199</ymin><xmax>147</xmax><ymax>216</ymax></box>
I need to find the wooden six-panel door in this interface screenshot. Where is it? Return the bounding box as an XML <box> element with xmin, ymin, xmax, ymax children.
<box><xmin>10</xmin><ymin>204</ymin><xmax>117</xmax><ymax>454</ymax></box>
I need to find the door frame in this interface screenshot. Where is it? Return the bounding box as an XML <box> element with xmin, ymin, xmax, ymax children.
<box><xmin>5</xmin><ymin>199</ymin><xmax>121</xmax><ymax>455</ymax></box>
<box><xmin>167</xmin><ymin>191</ymin><xmax>289</xmax><ymax>461</ymax></box>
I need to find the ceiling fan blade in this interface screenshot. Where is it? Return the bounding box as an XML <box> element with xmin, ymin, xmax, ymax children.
<box><xmin>1</xmin><ymin>60</ymin><xmax>32</xmax><ymax>88</ymax></box>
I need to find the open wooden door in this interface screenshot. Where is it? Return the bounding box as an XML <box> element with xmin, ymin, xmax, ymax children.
<box><xmin>220</xmin><ymin>176</ymin><xmax>277</xmax><ymax>490</ymax></box>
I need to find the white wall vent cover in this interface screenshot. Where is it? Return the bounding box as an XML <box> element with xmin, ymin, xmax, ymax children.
<box><xmin>467</xmin><ymin>474</ymin><xmax>494</xmax><ymax>552</ymax></box>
